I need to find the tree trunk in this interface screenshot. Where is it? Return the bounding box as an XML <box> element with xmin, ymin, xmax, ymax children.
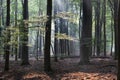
<box><xmin>95</xmin><ymin>0</ymin><xmax>101</xmax><ymax>56</ymax></box>
<box><xmin>21</xmin><ymin>0</ymin><xmax>30</xmax><ymax>65</ymax></box>
<box><xmin>54</xmin><ymin>0</ymin><xmax>58</xmax><ymax>62</ymax></box>
<box><xmin>93</xmin><ymin>6</ymin><xmax>97</xmax><ymax>56</ymax></box>
<box><xmin>110</xmin><ymin>12</ymin><xmax>114</xmax><ymax>56</ymax></box>
<box><xmin>4</xmin><ymin>0</ymin><xmax>10</xmax><ymax>71</ymax></box>
<box><xmin>44</xmin><ymin>0</ymin><xmax>52</xmax><ymax>72</ymax></box>
<box><xmin>103</xmin><ymin>0</ymin><xmax>106</xmax><ymax>56</ymax></box>
<box><xmin>38</xmin><ymin>0</ymin><xmax>42</xmax><ymax>57</ymax></box>
<box><xmin>36</xmin><ymin>29</ymin><xmax>39</xmax><ymax>60</ymax></box>
<box><xmin>79</xmin><ymin>0</ymin><xmax>92</xmax><ymax>64</ymax></box>
<box><xmin>117</xmin><ymin>1</ymin><xmax>120</xmax><ymax>79</ymax></box>
<box><xmin>114</xmin><ymin>0</ymin><xmax>119</xmax><ymax>60</ymax></box>
<box><xmin>15</xmin><ymin>0</ymin><xmax>18</xmax><ymax>61</ymax></box>
<box><xmin>1</xmin><ymin>0</ymin><xmax>4</xmax><ymax>26</ymax></box>
<box><xmin>54</xmin><ymin>21</ymin><xmax>58</xmax><ymax>61</ymax></box>
<box><xmin>59</xmin><ymin>19</ymin><xmax>64</xmax><ymax>59</ymax></box>
<box><xmin>0</xmin><ymin>0</ymin><xmax>3</xmax><ymax>36</ymax></box>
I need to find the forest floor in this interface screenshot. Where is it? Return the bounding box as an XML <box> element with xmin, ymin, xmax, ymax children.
<box><xmin>0</xmin><ymin>57</ymin><xmax>117</xmax><ymax>80</ymax></box>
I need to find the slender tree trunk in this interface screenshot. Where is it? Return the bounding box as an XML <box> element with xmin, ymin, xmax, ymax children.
<box><xmin>0</xmin><ymin>0</ymin><xmax>2</xmax><ymax>26</ymax></box>
<box><xmin>114</xmin><ymin>0</ymin><xmax>119</xmax><ymax>60</ymax></box>
<box><xmin>93</xmin><ymin>6</ymin><xmax>97</xmax><ymax>56</ymax></box>
<box><xmin>15</xmin><ymin>0</ymin><xmax>18</xmax><ymax>61</ymax></box>
<box><xmin>110</xmin><ymin>13</ymin><xmax>114</xmax><ymax>56</ymax></box>
<box><xmin>0</xmin><ymin>0</ymin><xmax>2</xmax><ymax>37</ymax></box>
<box><xmin>1</xmin><ymin>0</ymin><xmax>4</xmax><ymax>26</ymax></box>
<box><xmin>38</xmin><ymin>0</ymin><xmax>42</xmax><ymax>57</ymax></box>
<box><xmin>103</xmin><ymin>0</ymin><xmax>106</xmax><ymax>56</ymax></box>
<box><xmin>54</xmin><ymin>21</ymin><xmax>58</xmax><ymax>61</ymax></box>
<box><xmin>96</xmin><ymin>0</ymin><xmax>101</xmax><ymax>56</ymax></box>
<box><xmin>118</xmin><ymin>1</ymin><xmax>120</xmax><ymax>79</ymax></box>
<box><xmin>36</xmin><ymin>29</ymin><xmax>39</xmax><ymax>60</ymax></box>
<box><xmin>79</xmin><ymin>2</ymin><xmax>82</xmax><ymax>56</ymax></box>
<box><xmin>108</xmin><ymin>1</ymin><xmax>114</xmax><ymax>56</ymax></box>
<box><xmin>4</xmin><ymin>0</ymin><xmax>10</xmax><ymax>71</ymax></box>
<box><xmin>66</xmin><ymin>22</ymin><xmax>70</xmax><ymax>56</ymax></box>
<box><xmin>21</xmin><ymin>0</ymin><xmax>30</xmax><ymax>65</ymax></box>
<box><xmin>64</xmin><ymin>22</ymin><xmax>68</xmax><ymax>56</ymax></box>
<box><xmin>54</xmin><ymin>0</ymin><xmax>58</xmax><ymax>62</ymax></box>
<box><xmin>59</xmin><ymin>19</ymin><xmax>64</xmax><ymax>59</ymax></box>
<box><xmin>44</xmin><ymin>0</ymin><xmax>52</xmax><ymax>72</ymax></box>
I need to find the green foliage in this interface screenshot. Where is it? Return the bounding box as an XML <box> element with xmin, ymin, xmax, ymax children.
<box><xmin>0</xmin><ymin>0</ymin><xmax>114</xmax><ymax>55</ymax></box>
<box><xmin>55</xmin><ymin>12</ymin><xmax>79</xmax><ymax>24</ymax></box>
<box><xmin>1</xmin><ymin>27</ymin><xmax>19</xmax><ymax>47</ymax></box>
<box><xmin>55</xmin><ymin>33</ymin><xmax>78</xmax><ymax>41</ymax></box>
<box><xmin>24</xmin><ymin>16</ymin><xmax>48</xmax><ymax>24</ymax></box>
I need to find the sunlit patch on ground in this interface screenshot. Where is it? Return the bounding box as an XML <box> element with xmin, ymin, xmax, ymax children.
<box><xmin>23</xmin><ymin>72</ymin><xmax>51</xmax><ymax>80</ymax></box>
<box><xmin>61</xmin><ymin>72</ymin><xmax>117</xmax><ymax>80</ymax></box>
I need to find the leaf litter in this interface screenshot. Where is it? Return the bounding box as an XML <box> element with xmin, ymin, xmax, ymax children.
<box><xmin>0</xmin><ymin>57</ymin><xmax>117</xmax><ymax>80</ymax></box>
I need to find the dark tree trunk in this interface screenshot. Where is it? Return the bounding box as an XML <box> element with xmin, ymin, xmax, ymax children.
<box><xmin>36</xmin><ymin>30</ymin><xmax>39</xmax><ymax>60</ymax></box>
<box><xmin>21</xmin><ymin>0</ymin><xmax>30</xmax><ymax>65</ymax></box>
<box><xmin>93</xmin><ymin>6</ymin><xmax>97</xmax><ymax>56</ymax></box>
<box><xmin>44</xmin><ymin>0</ymin><xmax>52</xmax><ymax>72</ymax></box>
<box><xmin>118</xmin><ymin>1</ymin><xmax>120</xmax><ymax>79</ymax></box>
<box><xmin>0</xmin><ymin>0</ymin><xmax>2</xmax><ymax>26</ymax></box>
<box><xmin>39</xmin><ymin>31</ymin><xmax>42</xmax><ymax>56</ymax></box>
<box><xmin>79</xmin><ymin>1</ymin><xmax>82</xmax><ymax>56</ymax></box>
<box><xmin>64</xmin><ymin>22</ymin><xmax>68</xmax><ymax>56</ymax></box>
<box><xmin>38</xmin><ymin>0</ymin><xmax>42</xmax><ymax>58</ymax></box>
<box><xmin>66</xmin><ymin>22</ymin><xmax>70</xmax><ymax>56</ymax></box>
<box><xmin>59</xmin><ymin>19</ymin><xmax>64</xmax><ymax>59</ymax></box>
<box><xmin>108</xmin><ymin>0</ymin><xmax>114</xmax><ymax>57</ymax></box>
<box><xmin>103</xmin><ymin>0</ymin><xmax>106</xmax><ymax>56</ymax></box>
<box><xmin>1</xmin><ymin>0</ymin><xmax>4</xmax><ymax>26</ymax></box>
<box><xmin>114</xmin><ymin>0</ymin><xmax>119</xmax><ymax>60</ymax></box>
<box><xmin>54</xmin><ymin>21</ymin><xmax>58</xmax><ymax>62</ymax></box>
<box><xmin>95</xmin><ymin>0</ymin><xmax>101</xmax><ymax>56</ymax></box>
<box><xmin>0</xmin><ymin>0</ymin><xmax>3</xmax><ymax>36</ymax></box>
<box><xmin>79</xmin><ymin>0</ymin><xmax>92</xmax><ymax>64</ymax></box>
<box><xmin>15</xmin><ymin>0</ymin><xmax>18</xmax><ymax>61</ymax></box>
<box><xmin>110</xmin><ymin>12</ymin><xmax>114</xmax><ymax>56</ymax></box>
<box><xmin>4</xmin><ymin>0</ymin><xmax>10</xmax><ymax>71</ymax></box>
<box><xmin>54</xmin><ymin>0</ymin><xmax>58</xmax><ymax>62</ymax></box>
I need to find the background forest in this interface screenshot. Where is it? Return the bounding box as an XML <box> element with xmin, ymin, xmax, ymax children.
<box><xmin>0</xmin><ymin>0</ymin><xmax>119</xmax><ymax>80</ymax></box>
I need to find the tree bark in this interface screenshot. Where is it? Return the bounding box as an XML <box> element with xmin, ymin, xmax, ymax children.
<box><xmin>79</xmin><ymin>0</ymin><xmax>92</xmax><ymax>64</ymax></box>
<box><xmin>44</xmin><ymin>0</ymin><xmax>52</xmax><ymax>72</ymax></box>
<box><xmin>15</xmin><ymin>0</ymin><xmax>18</xmax><ymax>61</ymax></box>
<box><xmin>117</xmin><ymin>1</ymin><xmax>120</xmax><ymax>79</ymax></box>
<box><xmin>21</xmin><ymin>0</ymin><xmax>30</xmax><ymax>65</ymax></box>
<box><xmin>114</xmin><ymin>0</ymin><xmax>119</xmax><ymax>60</ymax></box>
<box><xmin>4</xmin><ymin>0</ymin><xmax>10</xmax><ymax>71</ymax></box>
<box><xmin>54</xmin><ymin>0</ymin><xmax>58</xmax><ymax>62</ymax></box>
<box><xmin>103</xmin><ymin>0</ymin><xmax>106</xmax><ymax>56</ymax></box>
<box><xmin>95</xmin><ymin>0</ymin><xmax>101</xmax><ymax>56</ymax></box>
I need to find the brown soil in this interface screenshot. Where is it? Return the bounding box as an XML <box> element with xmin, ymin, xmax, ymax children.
<box><xmin>0</xmin><ymin>58</ymin><xmax>117</xmax><ymax>80</ymax></box>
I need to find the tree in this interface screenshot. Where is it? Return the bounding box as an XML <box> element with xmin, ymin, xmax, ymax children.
<box><xmin>95</xmin><ymin>0</ymin><xmax>101</xmax><ymax>56</ymax></box>
<box><xmin>79</xmin><ymin>0</ymin><xmax>92</xmax><ymax>64</ymax></box>
<box><xmin>21</xmin><ymin>0</ymin><xmax>30</xmax><ymax>65</ymax></box>
<box><xmin>0</xmin><ymin>0</ymin><xmax>3</xmax><ymax>35</ymax></box>
<box><xmin>117</xmin><ymin>1</ymin><xmax>120</xmax><ymax>79</ymax></box>
<box><xmin>54</xmin><ymin>0</ymin><xmax>58</xmax><ymax>62</ymax></box>
<box><xmin>14</xmin><ymin>0</ymin><xmax>18</xmax><ymax>61</ymax></box>
<box><xmin>103</xmin><ymin>0</ymin><xmax>106</xmax><ymax>56</ymax></box>
<box><xmin>114</xmin><ymin>0</ymin><xmax>119</xmax><ymax>60</ymax></box>
<box><xmin>44</xmin><ymin>0</ymin><xmax>52</xmax><ymax>72</ymax></box>
<box><xmin>0</xmin><ymin>0</ymin><xmax>5</xmax><ymax>26</ymax></box>
<box><xmin>4</xmin><ymin>0</ymin><xmax>10</xmax><ymax>71</ymax></box>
